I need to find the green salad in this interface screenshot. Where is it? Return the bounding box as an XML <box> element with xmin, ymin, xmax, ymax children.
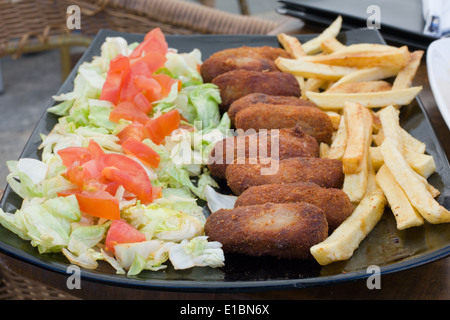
<box><xmin>0</xmin><ymin>28</ymin><xmax>231</xmax><ymax>275</ymax></box>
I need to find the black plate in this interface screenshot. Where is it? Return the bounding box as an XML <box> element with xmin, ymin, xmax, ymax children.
<box><xmin>0</xmin><ymin>28</ymin><xmax>449</xmax><ymax>292</ymax></box>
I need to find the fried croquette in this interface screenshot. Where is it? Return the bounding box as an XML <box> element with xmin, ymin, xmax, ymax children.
<box><xmin>234</xmin><ymin>182</ymin><xmax>354</xmax><ymax>232</ymax></box>
<box><xmin>225</xmin><ymin>157</ymin><xmax>344</xmax><ymax>195</ymax></box>
<box><xmin>234</xmin><ymin>104</ymin><xmax>333</xmax><ymax>144</ymax></box>
<box><xmin>211</xmin><ymin>70</ymin><xmax>301</xmax><ymax>112</ymax></box>
<box><xmin>227</xmin><ymin>93</ymin><xmax>317</xmax><ymax>127</ymax></box>
<box><xmin>204</xmin><ymin>202</ymin><xmax>328</xmax><ymax>259</ymax></box>
<box><xmin>200</xmin><ymin>46</ymin><xmax>292</xmax><ymax>83</ymax></box>
<box><xmin>207</xmin><ymin>126</ymin><xmax>319</xmax><ymax>179</ymax></box>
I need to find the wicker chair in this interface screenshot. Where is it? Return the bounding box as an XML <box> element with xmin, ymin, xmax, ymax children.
<box><xmin>0</xmin><ymin>0</ymin><xmax>290</xmax><ymax>300</ymax></box>
<box><xmin>0</xmin><ymin>0</ymin><xmax>280</xmax><ymax>80</ymax></box>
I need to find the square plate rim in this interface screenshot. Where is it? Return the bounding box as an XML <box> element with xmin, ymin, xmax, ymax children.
<box><xmin>0</xmin><ymin>28</ymin><xmax>449</xmax><ymax>293</ymax></box>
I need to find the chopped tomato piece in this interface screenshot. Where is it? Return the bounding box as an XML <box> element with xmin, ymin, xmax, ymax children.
<box><xmin>133</xmin><ymin>92</ymin><xmax>153</xmax><ymax>114</ymax></box>
<box><xmin>80</xmin><ymin>159</ymin><xmax>103</xmax><ymax>180</ymax></box>
<box><xmin>129</xmin><ymin>28</ymin><xmax>168</xmax><ymax>59</ymax></box>
<box><xmin>133</xmin><ymin>75</ymin><xmax>163</xmax><ymax>103</ymax></box>
<box><xmin>118</xmin><ymin>70</ymin><xmax>140</xmax><ymax>103</ymax></box>
<box><xmin>57</xmin><ymin>139</ymin><xmax>155</xmax><ymax>207</ymax></box>
<box><xmin>58</xmin><ymin>189</ymin><xmax>120</xmax><ymax>220</ymax></box>
<box><xmin>143</xmin><ymin>109</ymin><xmax>181</xmax><ymax>145</ymax></box>
<box><xmin>131</xmin><ymin>51</ymin><xmax>167</xmax><ymax>74</ymax></box>
<box><xmin>152</xmin><ymin>186</ymin><xmax>163</xmax><ymax>201</ymax></box>
<box><xmin>129</xmin><ymin>60</ymin><xmax>151</xmax><ymax>78</ymax></box>
<box><xmin>103</xmin><ymin>178</ymin><xmax>120</xmax><ymax>196</ymax></box>
<box><xmin>152</xmin><ymin>73</ymin><xmax>181</xmax><ymax>97</ymax></box>
<box><xmin>102</xmin><ymin>166</ymin><xmax>153</xmax><ymax>205</ymax></box>
<box><xmin>104</xmin><ymin>219</ymin><xmax>146</xmax><ymax>253</ymax></box>
<box><xmin>144</xmin><ymin>27</ymin><xmax>167</xmax><ymax>45</ymax></box>
<box><xmin>122</xmin><ymin>137</ymin><xmax>160</xmax><ymax>168</ymax></box>
<box><xmin>100</xmin><ymin>153</ymin><xmax>154</xmax><ymax>204</ymax></box>
<box><xmin>109</xmin><ymin>101</ymin><xmax>151</xmax><ymax>125</ymax></box>
<box><xmin>63</xmin><ymin>165</ymin><xmax>86</xmax><ymax>189</ymax></box>
<box><xmin>57</xmin><ymin>147</ymin><xmax>92</xmax><ymax>168</ymax></box>
<box><xmin>87</xmin><ymin>140</ymin><xmax>105</xmax><ymax>160</ymax></box>
<box><xmin>99</xmin><ymin>55</ymin><xmax>130</xmax><ymax>105</ymax></box>
<box><xmin>117</xmin><ymin>122</ymin><xmax>144</xmax><ymax>144</ymax></box>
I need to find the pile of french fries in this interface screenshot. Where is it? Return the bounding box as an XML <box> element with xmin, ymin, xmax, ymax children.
<box><xmin>276</xmin><ymin>16</ymin><xmax>450</xmax><ymax>266</ymax></box>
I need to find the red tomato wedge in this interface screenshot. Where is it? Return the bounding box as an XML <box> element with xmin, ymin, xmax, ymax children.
<box><xmin>63</xmin><ymin>165</ymin><xmax>86</xmax><ymax>189</ymax></box>
<box><xmin>58</xmin><ymin>189</ymin><xmax>121</xmax><ymax>221</ymax></box>
<box><xmin>143</xmin><ymin>109</ymin><xmax>181</xmax><ymax>145</ymax></box>
<box><xmin>57</xmin><ymin>147</ymin><xmax>92</xmax><ymax>168</ymax></box>
<box><xmin>87</xmin><ymin>140</ymin><xmax>105</xmax><ymax>160</ymax></box>
<box><xmin>102</xmin><ymin>166</ymin><xmax>153</xmax><ymax>205</ymax></box>
<box><xmin>100</xmin><ymin>153</ymin><xmax>153</xmax><ymax>205</ymax></box>
<box><xmin>99</xmin><ymin>55</ymin><xmax>130</xmax><ymax>105</ymax></box>
<box><xmin>151</xmin><ymin>186</ymin><xmax>163</xmax><ymax>201</ymax></box>
<box><xmin>133</xmin><ymin>92</ymin><xmax>153</xmax><ymax>114</ymax></box>
<box><xmin>133</xmin><ymin>75</ymin><xmax>163</xmax><ymax>103</ymax></box>
<box><xmin>58</xmin><ymin>139</ymin><xmax>155</xmax><ymax>201</ymax></box>
<box><xmin>131</xmin><ymin>51</ymin><xmax>167</xmax><ymax>74</ymax></box>
<box><xmin>152</xmin><ymin>74</ymin><xmax>181</xmax><ymax>97</ymax></box>
<box><xmin>121</xmin><ymin>137</ymin><xmax>160</xmax><ymax>168</ymax></box>
<box><xmin>118</xmin><ymin>70</ymin><xmax>140</xmax><ymax>103</ymax></box>
<box><xmin>104</xmin><ymin>219</ymin><xmax>146</xmax><ymax>253</ymax></box>
<box><xmin>117</xmin><ymin>122</ymin><xmax>144</xmax><ymax>144</ymax></box>
<box><xmin>109</xmin><ymin>101</ymin><xmax>151</xmax><ymax>125</ymax></box>
<box><xmin>128</xmin><ymin>28</ymin><xmax>168</xmax><ymax>59</ymax></box>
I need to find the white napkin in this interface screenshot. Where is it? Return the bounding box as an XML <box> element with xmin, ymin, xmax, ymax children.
<box><xmin>423</xmin><ymin>0</ymin><xmax>450</xmax><ymax>37</ymax></box>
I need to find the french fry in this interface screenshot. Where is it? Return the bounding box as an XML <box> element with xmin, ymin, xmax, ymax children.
<box><xmin>380</xmin><ymin>138</ymin><xmax>450</xmax><ymax>224</ymax></box>
<box><xmin>295</xmin><ymin>76</ymin><xmax>306</xmax><ymax>97</ymax></box>
<box><xmin>302</xmin><ymin>46</ymin><xmax>410</xmax><ymax>69</ymax></box>
<box><xmin>326</xmin><ymin>80</ymin><xmax>392</xmax><ymax>93</ymax></box>
<box><xmin>310</xmin><ymin>164</ymin><xmax>386</xmax><ymax>265</ymax></box>
<box><xmin>329</xmin><ymin>43</ymin><xmax>397</xmax><ymax>55</ymax></box>
<box><xmin>370</xmin><ymin>146</ymin><xmax>436</xmax><ymax>178</ymax></box>
<box><xmin>325</xmin><ymin>81</ymin><xmax>336</xmax><ymax>91</ymax></box>
<box><xmin>374</xmin><ymin>128</ymin><xmax>437</xmax><ymax>194</ymax></box>
<box><xmin>304</xmin><ymin>78</ymin><xmax>326</xmax><ymax>92</ymax></box>
<box><xmin>330</xmin><ymin>66</ymin><xmax>400</xmax><ymax>89</ymax></box>
<box><xmin>342</xmin><ymin>105</ymin><xmax>373</xmax><ymax>202</ymax></box>
<box><xmin>277</xmin><ymin>33</ymin><xmax>306</xmax><ymax>58</ymax></box>
<box><xmin>392</xmin><ymin>50</ymin><xmax>424</xmax><ymax>90</ymax></box>
<box><xmin>275</xmin><ymin>57</ymin><xmax>357</xmax><ymax>81</ymax></box>
<box><xmin>379</xmin><ymin>105</ymin><xmax>403</xmax><ymax>150</ymax></box>
<box><xmin>373</xmin><ymin>128</ymin><xmax>426</xmax><ymax>154</ymax></box>
<box><xmin>342</xmin><ymin>102</ymin><xmax>365</xmax><ymax>173</ymax></box>
<box><xmin>401</xmin><ymin>128</ymin><xmax>426</xmax><ymax>154</ymax></box>
<box><xmin>412</xmin><ymin>168</ymin><xmax>440</xmax><ymax>198</ymax></box>
<box><xmin>407</xmin><ymin>152</ymin><xmax>436</xmax><ymax>178</ymax></box>
<box><xmin>376</xmin><ymin>164</ymin><xmax>424</xmax><ymax>230</ymax></box>
<box><xmin>378</xmin><ymin>105</ymin><xmax>436</xmax><ymax>178</ymax></box>
<box><xmin>305</xmin><ymin>86</ymin><xmax>422</xmax><ymax>109</ymax></box>
<box><xmin>320</xmin><ymin>38</ymin><xmax>346</xmax><ymax>54</ymax></box>
<box><xmin>372</xmin><ymin>131</ymin><xmax>384</xmax><ymax>146</ymax></box>
<box><xmin>301</xmin><ymin>78</ymin><xmax>325</xmax><ymax>99</ymax></box>
<box><xmin>319</xmin><ymin>142</ymin><xmax>330</xmax><ymax>158</ymax></box>
<box><xmin>369</xmin><ymin>147</ymin><xmax>384</xmax><ymax>171</ymax></box>
<box><xmin>326</xmin><ymin>115</ymin><xmax>347</xmax><ymax>160</ymax></box>
<box><xmin>371</xmin><ymin>110</ymin><xmax>382</xmax><ymax>133</ymax></box>
<box><xmin>325</xmin><ymin>111</ymin><xmax>341</xmax><ymax>130</ymax></box>
<box><xmin>277</xmin><ymin>34</ymin><xmax>308</xmax><ymax>101</ymax></box>
<box><xmin>302</xmin><ymin>15</ymin><xmax>342</xmax><ymax>55</ymax></box>
<box><xmin>280</xmin><ymin>16</ymin><xmax>448</xmax><ymax>266</ymax></box>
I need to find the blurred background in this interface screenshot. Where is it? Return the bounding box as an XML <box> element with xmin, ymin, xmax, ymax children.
<box><xmin>0</xmin><ymin>0</ymin><xmax>288</xmax><ymax>190</ymax></box>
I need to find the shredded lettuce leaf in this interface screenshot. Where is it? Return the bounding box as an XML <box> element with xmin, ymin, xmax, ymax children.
<box><xmin>0</xmin><ymin>34</ymin><xmax>227</xmax><ymax>276</ymax></box>
<box><xmin>168</xmin><ymin>236</ymin><xmax>224</xmax><ymax>270</ymax></box>
<box><xmin>0</xmin><ymin>195</ymin><xmax>81</xmax><ymax>254</ymax></box>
